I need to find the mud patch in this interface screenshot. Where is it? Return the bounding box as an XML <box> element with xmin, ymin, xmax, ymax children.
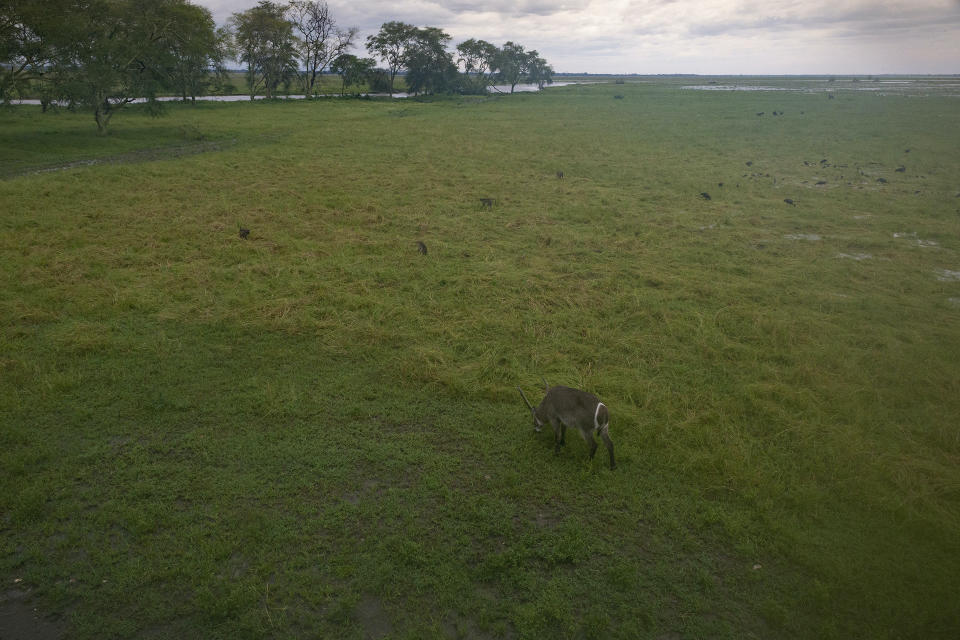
<box><xmin>442</xmin><ymin>611</ymin><xmax>501</xmax><ymax>639</ymax></box>
<box><xmin>0</xmin><ymin>588</ymin><xmax>65</xmax><ymax>640</ymax></box>
<box><xmin>3</xmin><ymin>140</ymin><xmax>233</xmax><ymax>179</ymax></box>
<box><xmin>356</xmin><ymin>594</ymin><xmax>392</xmax><ymax>639</ymax></box>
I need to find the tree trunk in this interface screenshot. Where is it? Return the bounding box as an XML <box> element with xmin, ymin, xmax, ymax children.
<box><xmin>94</xmin><ymin>101</ymin><xmax>111</xmax><ymax>134</ymax></box>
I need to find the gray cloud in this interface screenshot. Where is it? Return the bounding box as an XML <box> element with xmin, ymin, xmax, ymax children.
<box><xmin>195</xmin><ymin>0</ymin><xmax>960</xmax><ymax>73</ymax></box>
<box><xmin>687</xmin><ymin>1</ymin><xmax>960</xmax><ymax>38</ymax></box>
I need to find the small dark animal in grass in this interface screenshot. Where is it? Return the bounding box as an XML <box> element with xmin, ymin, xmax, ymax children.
<box><xmin>556</xmin><ymin>170</ymin><xmax>564</xmax><ymax>179</ymax></box>
<box><xmin>746</xmin><ymin>161</ymin><xmax>753</xmax><ymax>166</ymax></box>
<box><xmin>784</xmin><ymin>198</ymin><xmax>796</xmax><ymax>206</ymax></box>
<box><xmin>816</xmin><ymin>180</ymin><xmax>827</xmax><ymax>185</ymax></box>
<box><xmin>904</xmin><ymin>149</ymin><xmax>911</xmax><ymax>153</ymax></box>
<box><xmin>827</xmin><ymin>93</ymin><xmax>835</xmax><ymax>99</ymax></box>
<box><xmin>614</xmin><ymin>94</ymin><xmax>624</xmax><ymax>99</ymax></box>
<box><xmin>877</xmin><ymin>177</ymin><xmax>888</xmax><ymax>184</ymax></box>
<box><xmin>718</xmin><ymin>182</ymin><xmax>724</xmax><ymax>187</ymax></box>
<box><xmin>756</xmin><ymin>112</ymin><xmax>764</xmax><ymax>116</ymax></box>
<box><xmin>479</xmin><ymin>198</ymin><xmax>494</xmax><ymax>209</ymax></box>
<box><xmin>895</xmin><ymin>166</ymin><xmax>906</xmax><ymax>172</ymax></box>
<box><xmin>416</xmin><ymin>241</ymin><xmax>427</xmax><ymax>255</ymax></box>
<box><xmin>700</xmin><ymin>192</ymin><xmax>711</xmax><ymax>200</ymax></box>
<box><xmin>518</xmin><ymin>380</ymin><xmax>615</xmax><ymax>469</ymax></box>
<box><xmin>238</xmin><ymin>227</ymin><xmax>250</xmax><ymax>239</ymax></box>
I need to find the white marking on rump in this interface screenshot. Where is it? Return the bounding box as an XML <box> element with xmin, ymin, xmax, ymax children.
<box><xmin>594</xmin><ymin>402</ymin><xmax>607</xmax><ymax>432</ymax></box>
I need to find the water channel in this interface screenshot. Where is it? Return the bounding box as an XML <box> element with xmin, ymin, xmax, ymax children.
<box><xmin>9</xmin><ymin>82</ymin><xmax>583</xmax><ymax>106</ymax></box>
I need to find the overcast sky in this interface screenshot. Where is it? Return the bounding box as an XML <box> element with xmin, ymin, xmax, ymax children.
<box><xmin>196</xmin><ymin>0</ymin><xmax>960</xmax><ymax>74</ymax></box>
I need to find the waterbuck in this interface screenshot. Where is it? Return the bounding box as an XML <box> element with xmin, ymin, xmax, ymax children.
<box><xmin>518</xmin><ymin>380</ymin><xmax>615</xmax><ymax>469</ymax></box>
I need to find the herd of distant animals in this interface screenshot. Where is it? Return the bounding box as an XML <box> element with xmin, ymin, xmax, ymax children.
<box><xmin>229</xmin><ymin>92</ymin><xmax>916</xmax><ymax>469</ymax></box>
<box><xmin>232</xmin><ymin>167</ymin><xmax>615</xmax><ymax>468</ymax></box>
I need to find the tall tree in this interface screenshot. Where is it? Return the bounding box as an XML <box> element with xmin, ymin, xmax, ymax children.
<box><xmin>494</xmin><ymin>41</ymin><xmax>529</xmax><ymax>93</ymax></box>
<box><xmin>455</xmin><ymin>38</ymin><xmax>498</xmax><ymax>94</ymax></box>
<box><xmin>0</xmin><ymin>0</ymin><xmax>58</xmax><ymax>103</ymax></box>
<box><xmin>329</xmin><ymin>53</ymin><xmax>374</xmax><ymax>96</ymax></box>
<box><xmin>287</xmin><ymin>0</ymin><xmax>356</xmax><ymax>96</ymax></box>
<box><xmin>160</xmin><ymin>1</ymin><xmax>226</xmax><ymax>102</ymax></box>
<box><xmin>402</xmin><ymin>26</ymin><xmax>457</xmax><ymax>95</ymax></box>
<box><xmin>3</xmin><ymin>0</ymin><xmax>222</xmax><ymax>126</ymax></box>
<box><xmin>229</xmin><ymin>1</ymin><xmax>297</xmax><ymax>100</ymax></box>
<box><xmin>47</xmin><ymin>0</ymin><xmax>189</xmax><ymax>133</ymax></box>
<box><xmin>525</xmin><ymin>51</ymin><xmax>553</xmax><ymax>90</ymax></box>
<box><xmin>364</xmin><ymin>21</ymin><xmax>415</xmax><ymax>96</ymax></box>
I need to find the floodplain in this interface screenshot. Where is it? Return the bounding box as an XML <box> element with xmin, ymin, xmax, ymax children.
<box><xmin>1</xmin><ymin>76</ymin><xmax>959</xmax><ymax>638</ymax></box>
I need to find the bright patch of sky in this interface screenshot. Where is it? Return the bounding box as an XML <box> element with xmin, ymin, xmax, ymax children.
<box><xmin>196</xmin><ymin>0</ymin><xmax>960</xmax><ymax>74</ymax></box>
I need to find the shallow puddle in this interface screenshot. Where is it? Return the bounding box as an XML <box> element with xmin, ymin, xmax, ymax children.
<box><xmin>935</xmin><ymin>269</ymin><xmax>960</xmax><ymax>282</ymax></box>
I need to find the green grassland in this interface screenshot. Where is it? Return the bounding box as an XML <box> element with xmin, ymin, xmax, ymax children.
<box><xmin>1</xmin><ymin>80</ymin><xmax>959</xmax><ymax>639</ymax></box>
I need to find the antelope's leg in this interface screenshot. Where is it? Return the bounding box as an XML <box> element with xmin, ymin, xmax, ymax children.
<box><xmin>600</xmin><ymin>429</ymin><xmax>616</xmax><ymax>470</ymax></box>
<box><xmin>584</xmin><ymin>431</ymin><xmax>598</xmax><ymax>459</ymax></box>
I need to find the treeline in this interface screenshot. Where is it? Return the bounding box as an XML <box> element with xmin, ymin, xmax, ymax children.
<box><xmin>1</xmin><ymin>0</ymin><xmax>553</xmax><ymax>132</ymax></box>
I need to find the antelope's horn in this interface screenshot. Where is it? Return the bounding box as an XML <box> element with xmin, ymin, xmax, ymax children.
<box><xmin>517</xmin><ymin>387</ymin><xmax>535</xmax><ymax>412</ymax></box>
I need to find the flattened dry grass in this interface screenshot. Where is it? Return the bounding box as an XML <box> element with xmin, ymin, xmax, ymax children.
<box><xmin>1</xmin><ymin>81</ymin><xmax>959</xmax><ymax>638</ymax></box>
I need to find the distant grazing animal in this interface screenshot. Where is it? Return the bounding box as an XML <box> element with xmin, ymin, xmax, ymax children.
<box><xmin>416</xmin><ymin>241</ymin><xmax>427</xmax><ymax>255</ymax></box>
<box><xmin>556</xmin><ymin>170</ymin><xmax>564</xmax><ymax>179</ymax></box>
<box><xmin>238</xmin><ymin>227</ymin><xmax>250</xmax><ymax>239</ymax></box>
<box><xmin>518</xmin><ymin>379</ymin><xmax>615</xmax><ymax>469</ymax></box>
<box><xmin>700</xmin><ymin>192</ymin><xmax>711</xmax><ymax>200</ymax></box>
<box><xmin>784</xmin><ymin>198</ymin><xmax>796</xmax><ymax>206</ymax></box>
<box><xmin>877</xmin><ymin>178</ymin><xmax>888</xmax><ymax>184</ymax></box>
<box><xmin>895</xmin><ymin>166</ymin><xmax>906</xmax><ymax>172</ymax></box>
<box><xmin>756</xmin><ymin>112</ymin><xmax>764</xmax><ymax>116</ymax></box>
<box><xmin>745</xmin><ymin>161</ymin><xmax>753</xmax><ymax>167</ymax></box>
<box><xmin>479</xmin><ymin>198</ymin><xmax>494</xmax><ymax>209</ymax></box>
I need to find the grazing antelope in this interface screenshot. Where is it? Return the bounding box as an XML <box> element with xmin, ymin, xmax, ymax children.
<box><xmin>479</xmin><ymin>198</ymin><xmax>494</xmax><ymax>209</ymax></box>
<box><xmin>416</xmin><ymin>241</ymin><xmax>428</xmax><ymax>255</ymax></box>
<box><xmin>518</xmin><ymin>379</ymin><xmax>615</xmax><ymax>469</ymax></box>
